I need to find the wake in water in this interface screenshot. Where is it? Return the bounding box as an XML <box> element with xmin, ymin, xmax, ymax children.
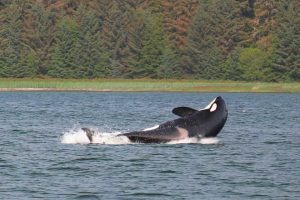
<box><xmin>61</xmin><ymin>128</ymin><xmax>131</xmax><ymax>145</ymax></box>
<box><xmin>60</xmin><ymin>128</ymin><xmax>220</xmax><ymax>145</ymax></box>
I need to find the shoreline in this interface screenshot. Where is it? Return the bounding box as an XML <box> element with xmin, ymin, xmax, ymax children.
<box><xmin>0</xmin><ymin>79</ymin><xmax>299</xmax><ymax>93</ymax></box>
<box><xmin>0</xmin><ymin>87</ymin><xmax>298</xmax><ymax>93</ymax></box>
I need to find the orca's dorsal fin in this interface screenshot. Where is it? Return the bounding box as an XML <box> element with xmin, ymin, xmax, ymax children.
<box><xmin>172</xmin><ymin>107</ymin><xmax>198</xmax><ymax>117</ymax></box>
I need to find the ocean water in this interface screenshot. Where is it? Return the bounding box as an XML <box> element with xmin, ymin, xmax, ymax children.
<box><xmin>0</xmin><ymin>92</ymin><xmax>299</xmax><ymax>199</ymax></box>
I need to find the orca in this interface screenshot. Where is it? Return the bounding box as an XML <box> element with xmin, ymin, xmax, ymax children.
<box><xmin>82</xmin><ymin>96</ymin><xmax>228</xmax><ymax>144</ymax></box>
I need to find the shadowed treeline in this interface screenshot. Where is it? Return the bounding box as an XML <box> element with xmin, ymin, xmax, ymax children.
<box><xmin>0</xmin><ymin>0</ymin><xmax>299</xmax><ymax>81</ymax></box>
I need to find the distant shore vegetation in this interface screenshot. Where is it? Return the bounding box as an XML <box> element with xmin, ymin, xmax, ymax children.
<box><xmin>0</xmin><ymin>78</ymin><xmax>299</xmax><ymax>93</ymax></box>
<box><xmin>0</xmin><ymin>0</ymin><xmax>299</xmax><ymax>82</ymax></box>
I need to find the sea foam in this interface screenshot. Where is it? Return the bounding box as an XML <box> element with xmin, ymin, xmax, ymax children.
<box><xmin>60</xmin><ymin>128</ymin><xmax>131</xmax><ymax>144</ymax></box>
<box><xmin>167</xmin><ymin>137</ymin><xmax>219</xmax><ymax>144</ymax></box>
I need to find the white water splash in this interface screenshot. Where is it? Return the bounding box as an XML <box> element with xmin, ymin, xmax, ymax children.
<box><xmin>61</xmin><ymin>128</ymin><xmax>220</xmax><ymax>145</ymax></box>
<box><xmin>61</xmin><ymin>128</ymin><xmax>91</xmax><ymax>144</ymax></box>
<box><xmin>167</xmin><ymin>137</ymin><xmax>219</xmax><ymax>144</ymax></box>
<box><xmin>198</xmin><ymin>137</ymin><xmax>220</xmax><ymax>144</ymax></box>
<box><xmin>60</xmin><ymin>128</ymin><xmax>131</xmax><ymax>145</ymax></box>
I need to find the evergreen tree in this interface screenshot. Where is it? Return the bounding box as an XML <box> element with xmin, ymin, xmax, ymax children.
<box><xmin>223</xmin><ymin>47</ymin><xmax>273</xmax><ymax>81</ymax></box>
<box><xmin>182</xmin><ymin>1</ymin><xmax>224</xmax><ymax>79</ymax></box>
<box><xmin>119</xmin><ymin>10</ymin><xmax>145</xmax><ymax>78</ymax></box>
<box><xmin>0</xmin><ymin>1</ymin><xmax>37</xmax><ymax>77</ymax></box>
<box><xmin>222</xmin><ymin>48</ymin><xmax>244</xmax><ymax>80</ymax></box>
<box><xmin>182</xmin><ymin>0</ymin><xmax>258</xmax><ymax>80</ymax></box>
<box><xmin>100</xmin><ymin>1</ymin><xmax>134</xmax><ymax>77</ymax></box>
<box><xmin>48</xmin><ymin>18</ymin><xmax>80</xmax><ymax>78</ymax></box>
<box><xmin>76</xmin><ymin>7</ymin><xmax>110</xmax><ymax>78</ymax></box>
<box><xmin>133</xmin><ymin>12</ymin><xmax>180</xmax><ymax>78</ymax></box>
<box><xmin>22</xmin><ymin>1</ymin><xmax>56</xmax><ymax>75</ymax></box>
<box><xmin>272</xmin><ymin>0</ymin><xmax>300</xmax><ymax>81</ymax></box>
<box><xmin>0</xmin><ymin>0</ymin><xmax>299</xmax><ymax>81</ymax></box>
<box><xmin>161</xmin><ymin>0</ymin><xmax>198</xmax><ymax>47</ymax></box>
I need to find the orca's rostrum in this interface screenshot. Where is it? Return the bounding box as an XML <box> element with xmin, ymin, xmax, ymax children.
<box><xmin>82</xmin><ymin>96</ymin><xmax>228</xmax><ymax>143</ymax></box>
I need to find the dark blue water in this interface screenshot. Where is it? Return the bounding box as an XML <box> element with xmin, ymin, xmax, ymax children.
<box><xmin>0</xmin><ymin>92</ymin><xmax>299</xmax><ymax>199</ymax></box>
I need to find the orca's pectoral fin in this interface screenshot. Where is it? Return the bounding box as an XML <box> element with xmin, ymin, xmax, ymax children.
<box><xmin>172</xmin><ymin>107</ymin><xmax>198</xmax><ymax>117</ymax></box>
<box><xmin>82</xmin><ymin>128</ymin><xmax>94</xmax><ymax>143</ymax></box>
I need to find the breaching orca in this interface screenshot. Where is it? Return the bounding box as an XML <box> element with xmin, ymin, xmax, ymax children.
<box><xmin>82</xmin><ymin>96</ymin><xmax>228</xmax><ymax>143</ymax></box>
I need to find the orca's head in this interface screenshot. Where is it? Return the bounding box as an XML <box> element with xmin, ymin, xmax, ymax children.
<box><xmin>198</xmin><ymin>96</ymin><xmax>228</xmax><ymax>137</ymax></box>
<box><xmin>206</xmin><ymin>96</ymin><xmax>227</xmax><ymax>114</ymax></box>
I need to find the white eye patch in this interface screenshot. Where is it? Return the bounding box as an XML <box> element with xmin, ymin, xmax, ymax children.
<box><xmin>210</xmin><ymin>103</ymin><xmax>217</xmax><ymax>112</ymax></box>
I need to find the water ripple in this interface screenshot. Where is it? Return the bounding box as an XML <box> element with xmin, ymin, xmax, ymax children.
<box><xmin>0</xmin><ymin>92</ymin><xmax>299</xmax><ymax>199</ymax></box>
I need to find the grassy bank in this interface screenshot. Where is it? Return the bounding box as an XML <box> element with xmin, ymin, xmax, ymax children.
<box><xmin>0</xmin><ymin>78</ymin><xmax>299</xmax><ymax>93</ymax></box>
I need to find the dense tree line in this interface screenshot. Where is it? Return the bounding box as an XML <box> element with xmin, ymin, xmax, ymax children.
<box><xmin>0</xmin><ymin>0</ymin><xmax>299</xmax><ymax>81</ymax></box>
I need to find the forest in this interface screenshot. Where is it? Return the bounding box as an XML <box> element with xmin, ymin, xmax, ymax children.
<box><xmin>0</xmin><ymin>0</ymin><xmax>299</xmax><ymax>81</ymax></box>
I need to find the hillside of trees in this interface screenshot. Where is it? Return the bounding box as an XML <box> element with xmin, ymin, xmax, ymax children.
<box><xmin>0</xmin><ymin>0</ymin><xmax>299</xmax><ymax>81</ymax></box>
